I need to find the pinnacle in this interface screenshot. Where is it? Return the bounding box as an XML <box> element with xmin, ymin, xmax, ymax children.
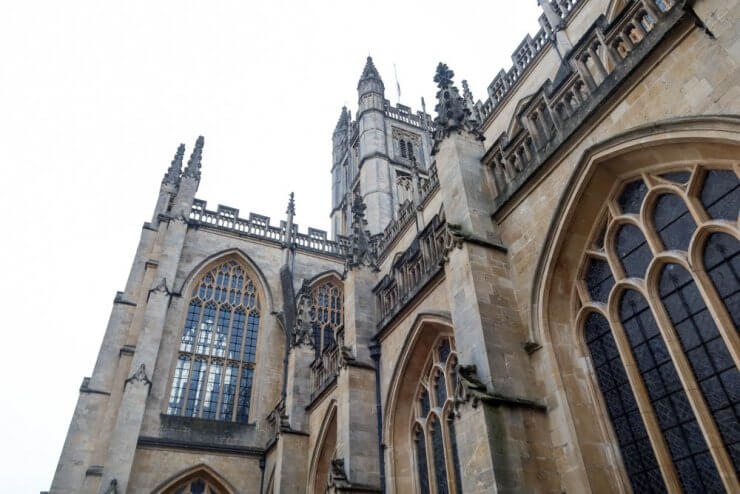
<box><xmin>334</xmin><ymin>106</ymin><xmax>349</xmax><ymax>132</ymax></box>
<box><xmin>163</xmin><ymin>143</ymin><xmax>185</xmax><ymax>184</ymax></box>
<box><xmin>183</xmin><ymin>135</ymin><xmax>204</xmax><ymax>180</ymax></box>
<box><xmin>358</xmin><ymin>56</ymin><xmax>384</xmax><ymax>90</ymax></box>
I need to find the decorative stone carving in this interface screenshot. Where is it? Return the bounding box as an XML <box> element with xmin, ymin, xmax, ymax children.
<box><xmin>124</xmin><ymin>363</ymin><xmax>152</xmax><ymax>392</ymax></box>
<box><xmin>291</xmin><ymin>289</ymin><xmax>315</xmax><ymax>349</ymax></box>
<box><xmin>346</xmin><ymin>192</ymin><xmax>378</xmax><ymax>271</ymax></box>
<box><xmin>453</xmin><ymin>364</ymin><xmax>491</xmax><ymax>412</ymax></box>
<box><xmin>441</xmin><ymin>222</ymin><xmax>465</xmax><ymax>262</ymax></box>
<box><xmin>103</xmin><ymin>479</ymin><xmax>118</xmax><ymax>494</ymax></box>
<box><xmin>328</xmin><ymin>458</ymin><xmax>351</xmax><ymax>488</ymax></box>
<box><xmin>432</xmin><ymin>63</ymin><xmax>483</xmax><ymax>151</ymax></box>
<box><xmin>267</xmin><ymin>398</ymin><xmax>290</xmax><ymax>436</ymax></box>
<box><xmin>337</xmin><ymin>345</ymin><xmax>356</xmax><ymax>369</ymax></box>
<box><xmin>149</xmin><ymin>276</ymin><xmax>170</xmax><ymax>296</ymax></box>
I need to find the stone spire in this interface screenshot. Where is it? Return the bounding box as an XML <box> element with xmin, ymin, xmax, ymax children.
<box><xmin>334</xmin><ymin>106</ymin><xmax>350</xmax><ymax>135</ymax></box>
<box><xmin>183</xmin><ymin>135</ymin><xmax>204</xmax><ymax>180</ymax></box>
<box><xmin>357</xmin><ymin>56</ymin><xmax>384</xmax><ymax>91</ymax></box>
<box><xmin>432</xmin><ymin>63</ymin><xmax>481</xmax><ymax>149</ymax></box>
<box><xmin>462</xmin><ymin>79</ymin><xmax>481</xmax><ymax>124</ymax></box>
<box><xmin>162</xmin><ymin>143</ymin><xmax>185</xmax><ymax>185</ymax></box>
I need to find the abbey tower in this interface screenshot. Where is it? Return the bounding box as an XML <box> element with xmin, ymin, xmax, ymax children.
<box><xmin>51</xmin><ymin>1</ymin><xmax>740</xmax><ymax>492</ymax></box>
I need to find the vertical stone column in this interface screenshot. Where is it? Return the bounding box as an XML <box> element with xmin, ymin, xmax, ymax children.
<box><xmin>333</xmin><ymin>266</ymin><xmax>381</xmax><ymax>491</ymax></box>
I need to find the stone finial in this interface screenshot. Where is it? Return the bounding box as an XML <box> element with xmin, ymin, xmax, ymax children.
<box><xmin>183</xmin><ymin>135</ymin><xmax>204</xmax><ymax>180</ymax></box>
<box><xmin>333</xmin><ymin>106</ymin><xmax>349</xmax><ymax>134</ymax></box>
<box><xmin>163</xmin><ymin>143</ymin><xmax>185</xmax><ymax>185</ymax></box>
<box><xmin>357</xmin><ymin>56</ymin><xmax>384</xmax><ymax>90</ymax></box>
<box><xmin>346</xmin><ymin>192</ymin><xmax>378</xmax><ymax>270</ymax></box>
<box><xmin>286</xmin><ymin>192</ymin><xmax>296</xmax><ymax>216</ymax></box>
<box><xmin>432</xmin><ymin>63</ymin><xmax>482</xmax><ymax>151</ymax></box>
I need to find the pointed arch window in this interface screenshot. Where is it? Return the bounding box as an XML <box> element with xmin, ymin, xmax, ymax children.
<box><xmin>308</xmin><ymin>278</ymin><xmax>343</xmax><ymax>357</ymax></box>
<box><xmin>578</xmin><ymin>165</ymin><xmax>739</xmax><ymax>492</ymax></box>
<box><xmin>412</xmin><ymin>336</ymin><xmax>463</xmax><ymax>494</ymax></box>
<box><xmin>167</xmin><ymin>258</ymin><xmax>261</xmax><ymax>423</ymax></box>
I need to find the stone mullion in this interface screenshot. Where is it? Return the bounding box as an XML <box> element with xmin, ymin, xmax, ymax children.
<box><xmin>642</xmin><ymin>278</ymin><xmax>740</xmax><ymax>492</ymax></box>
<box><xmin>604</xmin><ymin>296</ymin><xmax>683</xmax><ymax>492</ymax></box>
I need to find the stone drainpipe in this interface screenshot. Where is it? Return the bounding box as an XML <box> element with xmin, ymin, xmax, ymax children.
<box><xmin>370</xmin><ymin>343</ymin><xmax>386</xmax><ymax>493</ymax></box>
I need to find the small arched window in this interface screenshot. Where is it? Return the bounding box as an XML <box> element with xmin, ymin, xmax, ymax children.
<box><xmin>412</xmin><ymin>336</ymin><xmax>463</xmax><ymax>494</ymax></box>
<box><xmin>167</xmin><ymin>258</ymin><xmax>261</xmax><ymax>423</ymax></box>
<box><xmin>578</xmin><ymin>165</ymin><xmax>738</xmax><ymax>491</ymax></box>
<box><xmin>400</xmin><ymin>139</ymin><xmax>408</xmax><ymax>158</ymax></box>
<box><xmin>308</xmin><ymin>278</ymin><xmax>343</xmax><ymax>356</ymax></box>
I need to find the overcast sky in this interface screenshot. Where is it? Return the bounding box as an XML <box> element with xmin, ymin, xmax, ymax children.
<box><xmin>0</xmin><ymin>1</ymin><xmax>541</xmax><ymax>490</ymax></box>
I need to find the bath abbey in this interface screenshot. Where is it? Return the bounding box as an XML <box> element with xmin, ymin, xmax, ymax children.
<box><xmin>50</xmin><ymin>0</ymin><xmax>740</xmax><ymax>492</ymax></box>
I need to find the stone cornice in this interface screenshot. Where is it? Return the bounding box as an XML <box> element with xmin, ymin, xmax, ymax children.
<box><xmin>137</xmin><ymin>436</ymin><xmax>264</xmax><ymax>457</ymax></box>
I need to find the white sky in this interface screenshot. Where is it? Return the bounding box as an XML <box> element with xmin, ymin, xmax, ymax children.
<box><xmin>0</xmin><ymin>1</ymin><xmax>541</xmax><ymax>490</ymax></box>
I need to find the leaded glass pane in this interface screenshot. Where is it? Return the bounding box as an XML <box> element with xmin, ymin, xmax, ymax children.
<box><xmin>616</xmin><ymin>223</ymin><xmax>652</xmax><ymax>278</ymax></box>
<box><xmin>245</xmin><ymin>312</ymin><xmax>260</xmax><ymax>362</ymax></box>
<box><xmin>415</xmin><ymin>428</ymin><xmax>430</xmax><ymax>494</ymax></box>
<box><xmin>434</xmin><ymin>372</ymin><xmax>447</xmax><ymax>407</ymax></box>
<box><xmin>196</xmin><ymin>304</ymin><xmax>216</xmax><ymax>355</ymax></box>
<box><xmin>185</xmin><ymin>359</ymin><xmax>206</xmax><ymax>417</ymax></box>
<box><xmin>236</xmin><ymin>366</ymin><xmax>254</xmax><ymax>423</ymax></box>
<box><xmin>213</xmin><ymin>309</ymin><xmax>231</xmax><ymax>358</ymax></box>
<box><xmin>653</xmin><ymin>194</ymin><xmax>696</xmax><ymax>251</ymax></box>
<box><xmin>660</xmin><ymin>171</ymin><xmax>691</xmax><ymax>184</ymax></box>
<box><xmin>586</xmin><ymin>257</ymin><xmax>614</xmax><ymax>303</ymax></box>
<box><xmin>228</xmin><ymin>310</ymin><xmax>245</xmax><ymax>360</ymax></box>
<box><xmin>431</xmin><ymin>418</ymin><xmax>450</xmax><ymax>494</ymax></box>
<box><xmin>620</xmin><ymin>290</ymin><xmax>723</xmax><ymax>492</ymax></box>
<box><xmin>584</xmin><ymin>312</ymin><xmax>666</xmax><ymax>493</ymax></box>
<box><xmin>619</xmin><ymin>179</ymin><xmax>649</xmax><ymax>215</ymax></box>
<box><xmin>659</xmin><ymin>263</ymin><xmax>740</xmax><ymax>471</ymax></box>
<box><xmin>201</xmin><ymin>363</ymin><xmax>222</xmax><ymax>420</ymax></box>
<box><xmin>180</xmin><ymin>301</ymin><xmax>202</xmax><ymax>352</ymax></box>
<box><xmin>220</xmin><ymin>364</ymin><xmax>238</xmax><ymax>421</ymax></box>
<box><xmin>704</xmin><ymin>232</ymin><xmax>740</xmax><ymax>327</ymax></box>
<box><xmin>420</xmin><ymin>389</ymin><xmax>431</xmax><ymax>417</ymax></box>
<box><xmin>167</xmin><ymin>356</ymin><xmax>191</xmax><ymax>415</ymax></box>
<box><xmin>447</xmin><ymin>416</ymin><xmax>463</xmax><ymax>494</ymax></box>
<box><xmin>701</xmin><ymin>170</ymin><xmax>739</xmax><ymax>221</ymax></box>
<box><xmin>438</xmin><ymin>339</ymin><xmax>451</xmax><ymax>364</ymax></box>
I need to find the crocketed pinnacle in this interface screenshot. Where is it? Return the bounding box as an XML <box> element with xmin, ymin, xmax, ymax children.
<box><xmin>334</xmin><ymin>106</ymin><xmax>349</xmax><ymax>134</ymax></box>
<box><xmin>357</xmin><ymin>56</ymin><xmax>384</xmax><ymax>90</ymax></box>
<box><xmin>183</xmin><ymin>135</ymin><xmax>204</xmax><ymax>180</ymax></box>
<box><xmin>286</xmin><ymin>191</ymin><xmax>296</xmax><ymax>216</ymax></box>
<box><xmin>163</xmin><ymin>143</ymin><xmax>185</xmax><ymax>185</ymax></box>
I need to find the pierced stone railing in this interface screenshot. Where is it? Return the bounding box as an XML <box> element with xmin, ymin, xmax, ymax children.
<box><xmin>483</xmin><ymin>0</ymin><xmax>681</xmax><ymax>210</ymax></box>
<box><xmin>384</xmin><ymin>100</ymin><xmax>434</xmax><ymax>130</ymax></box>
<box><xmin>477</xmin><ymin>0</ymin><xmax>587</xmax><ymax>123</ymax></box>
<box><xmin>189</xmin><ymin>199</ymin><xmax>349</xmax><ymax>259</ymax></box>
<box><xmin>374</xmin><ymin>214</ymin><xmax>449</xmax><ymax>328</ymax></box>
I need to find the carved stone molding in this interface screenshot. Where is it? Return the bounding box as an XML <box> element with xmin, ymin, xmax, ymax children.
<box><xmin>453</xmin><ymin>364</ymin><xmax>491</xmax><ymax>413</ymax></box>
<box><xmin>328</xmin><ymin>458</ymin><xmax>351</xmax><ymax>489</ymax></box>
<box><xmin>290</xmin><ymin>290</ymin><xmax>316</xmax><ymax>349</ymax></box>
<box><xmin>124</xmin><ymin>363</ymin><xmax>152</xmax><ymax>393</ymax></box>
<box><xmin>267</xmin><ymin>399</ymin><xmax>291</xmax><ymax>438</ymax></box>
<box><xmin>337</xmin><ymin>345</ymin><xmax>356</xmax><ymax>369</ymax></box>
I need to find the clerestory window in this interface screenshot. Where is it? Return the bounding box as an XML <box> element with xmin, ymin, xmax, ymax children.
<box><xmin>167</xmin><ymin>258</ymin><xmax>261</xmax><ymax>423</ymax></box>
<box><xmin>580</xmin><ymin>165</ymin><xmax>739</xmax><ymax>492</ymax></box>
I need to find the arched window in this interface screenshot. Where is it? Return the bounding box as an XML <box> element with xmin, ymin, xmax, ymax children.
<box><xmin>167</xmin><ymin>258</ymin><xmax>261</xmax><ymax>423</ymax></box>
<box><xmin>157</xmin><ymin>466</ymin><xmax>233</xmax><ymax>494</ymax></box>
<box><xmin>412</xmin><ymin>336</ymin><xmax>463</xmax><ymax>494</ymax></box>
<box><xmin>579</xmin><ymin>165</ymin><xmax>739</xmax><ymax>491</ymax></box>
<box><xmin>168</xmin><ymin>477</ymin><xmax>221</xmax><ymax>494</ymax></box>
<box><xmin>308</xmin><ymin>278</ymin><xmax>343</xmax><ymax>356</ymax></box>
<box><xmin>400</xmin><ymin>139</ymin><xmax>408</xmax><ymax>158</ymax></box>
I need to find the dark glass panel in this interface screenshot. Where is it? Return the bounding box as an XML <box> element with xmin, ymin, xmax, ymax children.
<box><xmin>584</xmin><ymin>312</ymin><xmax>667</xmax><ymax>493</ymax></box>
<box><xmin>586</xmin><ymin>258</ymin><xmax>615</xmax><ymax>303</ymax></box>
<box><xmin>213</xmin><ymin>309</ymin><xmax>231</xmax><ymax>358</ymax></box>
<box><xmin>438</xmin><ymin>339</ymin><xmax>451</xmax><ymax>364</ymax></box>
<box><xmin>619</xmin><ymin>179</ymin><xmax>649</xmax><ymax>215</ymax></box>
<box><xmin>447</xmin><ymin>417</ymin><xmax>463</xmax><ymax>494</ymax></box>
<box><xmin>185</xmin><ymin>359</ymin><xmax>206</xmax><ymax>417</ymax></box>
<box><xmin>704</xmin><ymin>232</ymin><xmax>740</xmax><ymax>327</ymax></box>
<box><xmin>415</xmin><ymin>428</ymin><xmax>430</xmax><ymax>494</ymax></box>
<box><xmin>244</xmin><ymin>312</ymin><xmax>259</xmax><ymax>362</ymax></box>
<box><xmin>190</xmin><ymin>480</ymin><xmax>205</xmax><ymax>494</ymax></box>
<box><xmin>434</xmin><ymin>373</ymin><xmax>447</xmax><ymax>407</ymax></box>
<box><xmin>201</xmin><ymin>363</ymin><xmax>222</xmax><ymax>420</ymax></box>
<box><xmin>616</xmin><ymin>223</ymin><xmax>653</xmax><ymax>278</ymax></box>
<box><xmin>167</xmin><ymin>356</ymin><xmax>191</xmax><ymax>415</ymax></box>
<box><xmin>420</xmin><ymin>389</ymin><xmax>431</xmax><ymax>417</ymax></box>
<box><xmin>660</xmin><ymin>171</ymin><xmax>691</xmax><ymax>184</ymax></box>
<box><xmin>228</xmin><ymin>310</ymin><xmax>246</xmax><ymax>360</ymax></box>
<box><xmin>620</xmin><ymin>289</ymin><xmax>723</xmax><ymax>492</ymax></box>
<box><xmin>236</xmin><ymin>366</ymin><xmax>253</xmax><ymax>423</ymax></box>
<box><xmin>701</xmin><ymin>170</ymin><xmax>740</xmax><ymax>221</ymax></box>
<box><xmin>220</xmin><ymin>364</ymin><xmax>238</xmax><ymax>420</ymax></box>
<box><xmin>180</xmin><ymin>301</ymin><xmax>202</xmax><ymax>352</ymax></box>
<box><xmin>659</xmin><ymin>263</ymin><xmax>740</xmax><ymax>472</ymax></box>
<box><xmin>431</xmin><ymin>418</ymin><xmax>450</xmax><ymax>494</ymax></box>
<box><xmin>653</xmin><ymin>194</ymin><xmax>696</xmax><ymax>252</ymax></box>
<box><xmin>323</xmin><ymin>326</ymin><xmax>334</xmax><ymax>351</ymax></box>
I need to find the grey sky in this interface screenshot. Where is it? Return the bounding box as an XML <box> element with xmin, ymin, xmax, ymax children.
<box><xmin>0</xmin><ymin>1</ymin><xmax>541</xmax><ymax>489</ymax></box>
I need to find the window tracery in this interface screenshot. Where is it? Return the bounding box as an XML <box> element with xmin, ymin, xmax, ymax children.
<box><xmin>167</xmin><ymin>258</ymin><xmax>260</xmax><ymax>423</ymax></box>
<box><xmin>578</xmin><ymin>164</ymin><xmax>739</xmax><ymax>492</ymax></box>
<box><xmin>308</xmin><ymin>278</ymin><xmax>343</xmax><ymax>357</ymax></box>
<box><xmin>412</xmin><ymin>336</ymin><xmax>463</xmax><ymax>494</ymax></box>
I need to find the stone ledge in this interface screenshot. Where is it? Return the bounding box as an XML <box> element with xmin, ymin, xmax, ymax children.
<box><xmin>137</xmin><ymin>436</ymin><xmax>264</xmax><ymax>457</ymax></box>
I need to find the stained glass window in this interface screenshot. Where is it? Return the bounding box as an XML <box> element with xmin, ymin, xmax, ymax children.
<box><xmin>578</xmin><ymin>166</ymin><xmax>738</xmax><ymax>491</ymax></box>
<box><xmin>412</xmin><ymin>337</ymin><xmax>462</xmax><ymax>493</ymax></box>
<box><xmin>167</xmin><ymin>258</ymin><xmax>261</xmax><ymax>423</ymax></box>
<box><xmin>584</xmin><ymin>312</ymin><xmax>666</xmax><ymax>493</ymax></box>
<box><xmin>415</xmin><ymin>426</ymin><xmax>430</xmax><ymax>494</ymax></box>
<box><xmin>308</xmin><ymin>279</ymin><xmax>343</xmax><ymax>358</ymax></box>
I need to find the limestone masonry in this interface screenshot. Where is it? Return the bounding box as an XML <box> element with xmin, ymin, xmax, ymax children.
<box><xmin>50</xmin><ymin>1</ymin><xmax>740</xmax><ymax>493</ymax></box>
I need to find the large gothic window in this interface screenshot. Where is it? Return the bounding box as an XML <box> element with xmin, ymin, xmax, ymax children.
<box><xmin>309</xmin><ymin>278</ymin><xmax>343</xmax><ymax>357</ymax></box>
<box><xmin>412</xmin><ymin>336</ymin><xmax>463</xmax><ymax>494</ymax></box>
<box><xmin>167</xmin><ymin>258</ymin><xmax>261</xmax><ymax>423</ymax></box>
<box><xmin>579</xmin><ymin>165</ymin><xmax>739</xmax><ymax>492</ymax></box>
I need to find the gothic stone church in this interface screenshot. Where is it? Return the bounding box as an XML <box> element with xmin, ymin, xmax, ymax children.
<box><xmin>51</xmin><ymin>1</ymin><xmax>740</xmax><ymax>493</ymax></box>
